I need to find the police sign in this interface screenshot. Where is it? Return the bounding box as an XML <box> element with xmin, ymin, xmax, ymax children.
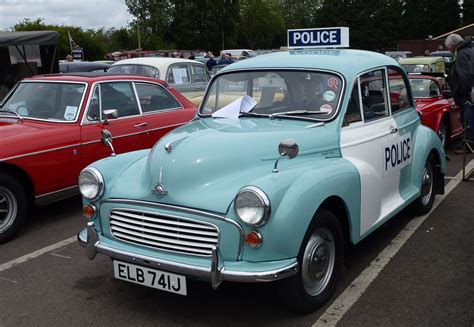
<box><xmin>287</xmin><ymin>27</ymin><xmax>349</xmax><ymax>49</ymax></box>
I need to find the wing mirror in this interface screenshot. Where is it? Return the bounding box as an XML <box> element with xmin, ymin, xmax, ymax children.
<box><xmin>273</xmin><ymin>139</ymin><xmax>299</xmax><ymax>173</ymax></box>
<box><xmin>442</xmin><ymin>89</ymin><xmax>453</xmax><ymax>99</ymax></box>
<box><xmin>101</xmin><ymin>129</ymin><xmax>116</xmax><ymax>156</ymax></box>
<box><xmin>101</xmin><ymin>109</ymin><xmax>118</xmax><ymax>125</ymax></box>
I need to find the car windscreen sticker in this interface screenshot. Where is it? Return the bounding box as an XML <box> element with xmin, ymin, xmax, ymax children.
<box><xmin>323</xmin><ymin>90</ymin><xmax>336</xmax><ymax>102</ymax></box>
<box><xmin>319</xmin><ymin>104</ymin><xmax>333</xmax><ymax>113</ymax></box>
<box><xmin>328</xmin><ymin>78</ymin><xmax>338</xmax><ymax>89</ymax></box>
<box><xmin>382</xmin><ymin>132</ymin><xmax>412</xmax><ymax>177</ymax></box>
<box><xmin>64</xmin><ymin>106</ymin><xmax>78</xmax><ymax>120</ymax></box>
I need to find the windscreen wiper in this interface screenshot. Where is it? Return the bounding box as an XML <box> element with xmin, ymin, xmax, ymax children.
<box><xmin>269</xmin><ymin>110</ymin><xmax>326</xmax><ymax>120</ymax></box>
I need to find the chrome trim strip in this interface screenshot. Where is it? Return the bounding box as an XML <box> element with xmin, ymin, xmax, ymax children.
<box><xmin>103</xmin><ymin>198</ymin><xmax>244</xmax><ymax>259</ymax></box>
<box><xmin>79</xmin><ymin>122</ymin><xmax>185</xmax><ymax>146</ymax></box>
<box><xmin>1</xmin><ymin>143</ymin><xmax>82</xmax><ymax>162</ymax></box>
<box><xmin>35</xmin><ymin>185</ymin><xmax>78</xmax><ymax>206</ymax></box>
<box><xmin>78</xmin><ymin>222</ymin><xmax>298</xmax><ymax>287</ymax></box>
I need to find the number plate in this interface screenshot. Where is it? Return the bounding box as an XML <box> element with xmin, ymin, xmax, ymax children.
<box><xmin>113</xmin><ymin>261</ymin><xmax>187</xmax><ymax>296</ymax></box>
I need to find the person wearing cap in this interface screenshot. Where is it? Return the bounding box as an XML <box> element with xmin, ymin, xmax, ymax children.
<box><xmin>445</xmin><ymin>33</ymin><xmax>474</xmax><ymax>153</ymax></box>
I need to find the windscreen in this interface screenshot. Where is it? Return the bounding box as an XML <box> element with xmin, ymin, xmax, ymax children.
<box><xmin>2</xmin><ymin>82</ymin><xmax>85</xmax><ymax>121</ymax></box>
<box><xmin>200</xmin><ymin>70</ymin><xmax>343</xmax><ymax>121</ymax></box>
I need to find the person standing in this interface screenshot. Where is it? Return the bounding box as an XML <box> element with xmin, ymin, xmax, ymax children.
<box><xmin>445</xmin><ymin>34</ymin><xmax>474</xmax><ymax>153</ymax></box>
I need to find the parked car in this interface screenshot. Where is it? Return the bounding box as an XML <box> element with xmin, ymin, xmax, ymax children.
<box><xmin>408</xmin><ymin>74</ymin><xmax>463</xmax><ymax>147</ymax></box>
<box><xmin>0</xmin><ymin>73</ymin><xmax>196</xmax><ymax>242</ymax></box>
<box><xmin>399</xmin><ymin>56</ymin><xmax>446</xmax><ymax>74</ymax></box>
<box><xmin>221</xmin><ymin>49</ymin><xmax>257</xmax><ymax>60</ymax></box>
<box><xmin>59</xmin><ymin>61</ymin><xmax>111</xmax><ymax>73</ymax></box>
<box><xmin>108</xmin><ymin>58</ymin><xmax>211</xmax><ymax>106</ymax></box>
<box><xmin>384</xmin><ymin>51</ymin><xmax>413</xmax><ymax>61</ymax></box>
<box><xmin>78</xmin><ymin>50</ymin><xmax>445</xmax><ymax>312</ymax></box>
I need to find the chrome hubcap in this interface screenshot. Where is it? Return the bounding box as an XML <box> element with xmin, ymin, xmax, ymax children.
<box><xmin>421</xmin><ymin>164</ymin><xmax>433</xmax><ymax>206</ymax></box>
<box><xmin>302</xmin><ymin>227</ymin><xmax>335</xmax><ymax>296</ymax></box>
<box><xmin>0</xmin><ymin>186</ymin><xmax>17</xmax><ymax>233</ymax></box>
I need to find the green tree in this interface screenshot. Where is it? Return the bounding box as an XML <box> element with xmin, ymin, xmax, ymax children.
<box><xmin>238</xmin><ymin>0</ymin><xmax>286</xmax><ymax>49</ymax></box>
<box><xmin>462</xmin><ymin>0</ymin><xmax>474</xmax><ymax>25</ymax></box>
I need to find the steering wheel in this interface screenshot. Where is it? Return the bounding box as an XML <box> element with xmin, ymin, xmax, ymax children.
<box><xmin>16</xmin><ymin>105</ymin><xmax>29</xmax><ymax>116</ymax></box>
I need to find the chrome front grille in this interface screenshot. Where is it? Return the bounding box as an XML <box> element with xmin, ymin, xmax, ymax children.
<box><xmin>109</xmin><ymin>209</ymin><xmax>219</xmax><ymax>256</ymax></box>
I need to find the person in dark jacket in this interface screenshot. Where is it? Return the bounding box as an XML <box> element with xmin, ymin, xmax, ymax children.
<box><xmin>205</xmin><ymin>52</ymin><xmax>217</xmax><ymax>71</ymax></box>
<box><xmin>445</xmin><ymin>34</ymin><xmax>474</xmax><ymax>153</ymax></box>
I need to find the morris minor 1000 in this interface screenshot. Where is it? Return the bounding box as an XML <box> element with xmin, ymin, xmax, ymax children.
<box><xmin>0</xmin><ymin>73</ymin><xmax>196</xmax><ymax>242</ymax></box>
<box><xmin>78</xmin><ymin>50</ymin><xmax>445</xmax><ymax>312</ymax></box>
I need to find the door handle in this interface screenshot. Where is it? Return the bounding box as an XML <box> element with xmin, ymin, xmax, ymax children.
<box><xmin>390</xmin><ymin>127</ymin><xmax>398</xmax><ymax>134</ymax></box>
<box><xmin>134</xmin><ymin>122</ymin><xmax>148</xmax><ymax>128</ymax></box>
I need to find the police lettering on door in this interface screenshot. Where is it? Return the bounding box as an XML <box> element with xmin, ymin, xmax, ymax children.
<box><xmin>383</xmin><ymin>133</ymin><xmax>412</xmax><ymax>176</ymax></box>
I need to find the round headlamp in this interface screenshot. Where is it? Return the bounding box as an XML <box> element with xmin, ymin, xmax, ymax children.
<box><xmin>78</xmin><ymin>167</ymin><xmax>104</xmax><ymax>200</ymax></box>
<box><xmin>234</xmin><ymin>186</ymin><xmax>270</xmax><ymax>227</ymax></box>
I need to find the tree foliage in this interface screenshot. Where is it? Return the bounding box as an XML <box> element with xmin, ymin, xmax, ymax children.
<box><xmin>8</xmin><ymin>0</ymin><xmax>468</xmax><ymax>58</ymax></box>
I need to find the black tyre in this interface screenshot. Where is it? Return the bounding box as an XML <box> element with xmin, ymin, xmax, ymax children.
<box><xmin>437</xmin><ymin>120</ymin><xmax>447</xmax><ymax>148</ymax></box>
<box><xmin>0</xmin><ymin>173</ymin><xmax>28</xmax><ymax>243</ymax></box>
<box><xmin>277</xmin><ymin>209</ymin><xmax>343</xmax><ymax>313</ymax></box>
<box><xmin>413</xmin><ymin>155</ymin><xmax>435</xmax><ymax>215</ymax></box>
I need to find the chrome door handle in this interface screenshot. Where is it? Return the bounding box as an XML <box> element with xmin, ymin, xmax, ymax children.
<box><xmin>134</xmin><ymin>122</ymin><xmax>148</xmax><ymax>128</ymax></box>
<box><xmin>390</xmin><ymin>127</ymin><xmax>398</xmax><ymax>134</ymax></box>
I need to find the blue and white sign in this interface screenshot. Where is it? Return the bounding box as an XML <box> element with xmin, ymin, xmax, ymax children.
<box><xmin>287</xmin><ymin>27</ymin><xmax>349</xmax><ymax>49</ymax></box>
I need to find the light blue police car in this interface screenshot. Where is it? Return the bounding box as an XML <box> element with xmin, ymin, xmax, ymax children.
<box><xmin>77</xmin><ymin>48</ymin><xmax>445</xmax><ymax>312</ymax></box>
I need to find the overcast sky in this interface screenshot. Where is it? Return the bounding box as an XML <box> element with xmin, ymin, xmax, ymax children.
<box><xmin>0</xmin><ymin>0</ymin><xmax>135</xmax><ymax>31</ymax></box>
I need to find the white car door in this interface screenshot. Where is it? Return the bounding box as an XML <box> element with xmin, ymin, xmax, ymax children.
<box><xmin>340</xmin><ymin>68</ymin><xmax>411</xmax><ymax>237</ymax></box>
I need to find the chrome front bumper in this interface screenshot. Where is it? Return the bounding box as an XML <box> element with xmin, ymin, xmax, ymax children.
<box><xmin>78</xmin><ymin>221</ymin><xmax>299</xmax><ymax>289</ymax></box>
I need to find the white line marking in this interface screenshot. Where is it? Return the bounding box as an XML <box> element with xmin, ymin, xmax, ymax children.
<box><xmin>50</xmin><ymin>253</ymin><xmax>71</xmax><ymax>259</ymax></box>
<box><xmin>0</xmin><ymin>236</ymin><xmax>76</xmax><ymax>273</ymax></box>
<box><xmin>0</xmin><ymin>276</ymin><xmax>18</xmax><ymax>283</ymax></box>
<box><xmin>314</xmin><ymin>160</ymin><xmax>474</xmax><ymax>327</ymax></box>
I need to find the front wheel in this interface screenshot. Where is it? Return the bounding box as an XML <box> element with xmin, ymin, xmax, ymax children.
<box><xmin>277</xmin><ymin>209</ymin><xmax>343</xmax><ymax>313</ymax></box>
<box><xmin>0</xmin><ymin>173</ymin><xmax>28</xmax><ymax>243</ymax></box>
<box><xmin>413</xmin><ymin>155</ymin><xmax>435</xmax><ymax>215</ymax></box>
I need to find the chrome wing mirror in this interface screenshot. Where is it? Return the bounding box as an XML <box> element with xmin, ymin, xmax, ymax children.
<box><xmin>101</xmin><ymin>109</ymin><xmax>118</xmax><ymax>125</ymax></box>
<box><xmin>273</xmin><ymin>139</ymin><xmax>299</xmax><ymax>173</ymax></box>
<box><xmin>101</xmin><ymin>129</ymin><xmax>116</xmax><ymax>156</ymax></box>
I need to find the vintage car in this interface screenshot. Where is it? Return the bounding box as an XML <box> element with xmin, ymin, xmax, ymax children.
<box><xmin>220</xmin><ymin>49</ymin><xmax>257</xmax><ymax>60</ymax></box>
<box><xmin>409</xmin><ymin>74</ymin><xmax>463</xmax><ymax>147</ymax></box>
<box><xmin>0</xmin><ymin>73</ymin><xmax>196</xmax><ymax>242</ymax></box>
<box><xmin>108</xmin><ymin>57</ymin><xmax>211</xmax><ymax>106</ymax></box>
<box><xmin>384</xmin><ymin>50</ymin><xmax>413</xmax><ymax>61</ymax></box>
<box><xmin>59</xmin><ymin>61</ymin><xmax>111</xmax><ymax>73</ymax></box>
<box><xmin>399</xmin><ymin>56</ymin><xmax>446</xmax><ymax>74</ymax></box>
<box><xmin>78</xmin><ymin>50</ymin><xmax>445</xmax><ymax>312</ymax></box>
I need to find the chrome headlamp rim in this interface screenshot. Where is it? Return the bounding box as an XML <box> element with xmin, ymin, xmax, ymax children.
<box><xmin>79</xmin><ymin>167</ymin><xmax>104</xmax><ymax>201</ymax></box>
<box><xmin>234</xmin><ymin>186</ymin><xmax>271</xmax><ymax>227</ymax></box>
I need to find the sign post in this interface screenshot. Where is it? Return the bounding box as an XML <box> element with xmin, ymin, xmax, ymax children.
<box><xmin>287</xmin><ymin>27</ymin><xmax>349</xmax><ymax>49</ymax></box>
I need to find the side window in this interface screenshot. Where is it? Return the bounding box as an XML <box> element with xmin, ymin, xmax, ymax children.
<box><xmin>360</xmin><ymin>69</ymin><xmax>389</xmax><ymax>121</ymax></box>
<box><xmin>191</xmin><ymin>64</ymin><xmax>207</xmax><ymax>83</ymax></box>
<box><xmin>87</xmin><ymin>86</ymin><xmax>100</xmax><ymax>120</ymax></box>
<box><xmin>167</xmin><ymin>64</ymin><xmax>190</xmax><ymax>85</ymax></box>
<box><xmin>135</xmin><ymin>83</ymin><xmax>181</xmax><ymax>112</ymax></box>
<box><xmin>139</xmin><ymin>66</ymin><xmax>160</xmax><ymax>79</ymax></box>
<box><xmin>100</xmin><ymin>82</ymin><xmax>139</xmax><ymax>117</ymax></box>
<box><xmin>343</xmin><ymin>80</ymin><xmax>362</xmax><ymax>127</ymax></box>
<box><xmin>388</xmin><ymin>67</ymin><xmax>412</xmax><ymax>113</ymax></box>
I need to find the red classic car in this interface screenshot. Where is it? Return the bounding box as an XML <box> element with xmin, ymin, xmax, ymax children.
<box><xmin>0</xmin><ymin>73</ymin><xmax>196</xmax><ymax>242</ymax></box>
<box><xmin>408</xmin><ymin>74</ymin><xmax>463</xmax><ymax>147</ymax></box>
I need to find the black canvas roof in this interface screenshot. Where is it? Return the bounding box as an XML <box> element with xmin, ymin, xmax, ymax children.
<box><xmin>0</xmin><ymin>31</ymin><xmax>59</xmax><ymax>47</ymax></box>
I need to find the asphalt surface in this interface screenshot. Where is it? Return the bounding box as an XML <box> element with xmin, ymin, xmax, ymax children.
<box><xmin>0</xmin><ymin>144</ymin><xmax>473</xmax><ymax>327</ymax></box>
